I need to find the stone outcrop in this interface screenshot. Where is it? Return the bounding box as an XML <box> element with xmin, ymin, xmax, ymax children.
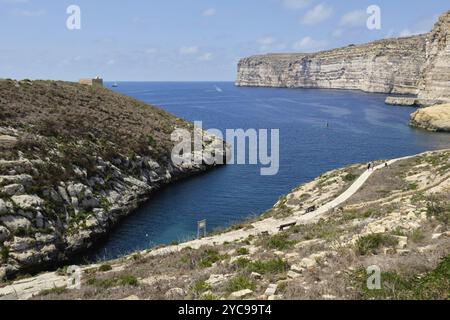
<box><xmin>0</xmin><ymin>80</ymin><xmax>228</xmax><ymax>280</ymax></box>
<box><xmin>410</xmin><ymin>104</ymin><xmax>450</xmax><ymax>132</ymax></box>
<box><xmin>385</xmin><ymin>96</ymin><xmax>418</xmax><ymax>106</ymax></box>
<box><xmin>236</xmin><ymin>11</ymin><xmax>450</xmax><ymax>106</ymax></box>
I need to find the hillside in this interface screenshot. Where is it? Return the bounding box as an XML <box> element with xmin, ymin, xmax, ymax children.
<box><xmin>0</xmin><ymin>80</ymin><xmax>225</xmax><ymax>280</ymax></box>
<box><xmin>1</xmin><ymin>150</ymin><xmax>448</xmax><ymax>300</ymax></box>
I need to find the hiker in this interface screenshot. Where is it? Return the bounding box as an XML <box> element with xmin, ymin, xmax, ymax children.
<box><xmin>367</xmin><ymin>163</ymin><xmax>371</xmax><ymax>171</ymax></box>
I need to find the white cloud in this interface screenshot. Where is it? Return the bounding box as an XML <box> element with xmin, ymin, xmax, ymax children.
<box><xmin>293</xmin><ymin>36</ymin><xmax>327</xmax><ymax>52</ymax></box>
<box><xmin>332</xmin><ymin>10</ymin><xmax>368</xmax><ymax>38</ymax></box>
<box><xmin>339</xmin><ymin>10</ymin><xmax>367</xmax><ymax>28</ymax></box>
<box><xmin>198</xmin><ymin>53</ymin><xmax>213</xmax><ymax>61</ymax></box>
<box><xmin>202</xmin><ymin>8</ymin><xmax>216</xmax><ymax>17</ymax></box>
<box><xmin>179</xmin><ymin>46</ymin><xmax>199</xmax><ymax>55</ymax></box>
<box><xmin>281</xmin><ymin>0</ymin><xmax>311</xmax><ymax>10</ymax></box>
<box><xmin>300</xmin><ymin>3</ymin><xmax>333</xmax><ymax>25</ymax></box>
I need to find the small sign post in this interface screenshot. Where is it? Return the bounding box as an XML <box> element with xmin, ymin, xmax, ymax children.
<box><xmin>197</xmin><ymin>219</ymin><xmax>207</xmax><ymax>239</ymax></box>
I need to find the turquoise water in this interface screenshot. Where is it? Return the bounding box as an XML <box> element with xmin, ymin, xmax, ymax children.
<box><xmin>86</xmin><ymin>82</ymin><xmax>450</xmax><ymax>261</ymax></box>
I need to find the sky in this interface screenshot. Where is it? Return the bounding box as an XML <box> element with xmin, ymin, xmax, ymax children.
<box><xmin>0</xmin><ymin>0</ymin><xmax>448</xmax><ymax>81</ymax></box>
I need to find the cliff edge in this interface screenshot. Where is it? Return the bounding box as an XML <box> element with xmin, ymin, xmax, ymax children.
<box><xmin>236</xmin><ymin>11</ymin><xmax>450</xmax><ymax>105</ymax></box>
<box><xmin>0</xmin><ymin>80</ymin><xmax>225</xmax><ymax>280</ymax></box>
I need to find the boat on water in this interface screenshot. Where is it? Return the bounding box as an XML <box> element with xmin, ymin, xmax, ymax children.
<box><xmin>112</xmin><ymin>82</ymin><xmax>118</xmax><ymax>87</ymax></box>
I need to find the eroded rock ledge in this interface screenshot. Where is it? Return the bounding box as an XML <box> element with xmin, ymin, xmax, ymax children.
<box><xmin>410</xmin><ymin>104</ymin><xmax>450</xmax><ymax>132</ymax></box>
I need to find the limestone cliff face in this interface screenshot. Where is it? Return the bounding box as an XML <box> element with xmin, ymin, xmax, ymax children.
<box><xmin>410</xmin><ymin>104</ymin><xmax>450</xmax><ymax>132</ymax></box>
<box><xmin>236</xmin><ymin>11</ymin><xmax>450</xmax><ymax>102</ymax></box>
<box><xmin>417</xmin><ymin>11</ymin><xmax>450</xmax><ymax>104</ymax></box>
<box><xmin>236</xmin><ymin>36</ymin><xmax>427</xmax><ymax>95</ymax></box>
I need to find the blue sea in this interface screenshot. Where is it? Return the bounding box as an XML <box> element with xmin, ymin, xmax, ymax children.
<box><xmin>86</xmin><ymin>82</ymin><xmax>450</xmax><ymax>261</ymax></box>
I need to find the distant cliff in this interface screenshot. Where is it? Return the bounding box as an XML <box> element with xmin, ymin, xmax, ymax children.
<box><xmin>236</xmin><ymin>11</ymin><xmax>450</xmax><ymax>105</ymax></box>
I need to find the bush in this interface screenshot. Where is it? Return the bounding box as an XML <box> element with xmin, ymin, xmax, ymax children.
<box><xmin>199</xmin><ymin>249</ymin><xmax>226</xmax><ymax>268</ymax></box>
<box><xmin>99</xmin><ymin>264</ymin><xmax>113</xmax><ymax>272</ymax></box>
<box><xmin>353</xmin><ymin>255</ymin><xmax>450</xmax><ymax>299</ymax></box>
<box><xmin>0</xmin><ymin>246</ymin><xmax>9</xmax><ymax>263</ymax></box>
<box><xmin>192</xmin><ymin>280</ymin><xmax>212</xmax><ymax>295</ymax></box>
<box><xmin>343</xmin><ymin>173</ymin><xmax>357</xmax><ymax>182</ymax></box>
<box><xmin>249</xmin><ymin>258</ymin><xmax>289</xmax><ymax>274</ymax></box>
<box><xmin>226</xmin><ymin>275</ymin><xmax>256</xmax><ymax>293</ymax></box>
<box><xmin>233</xmin><ymin>257</ymin><xmax>289</xmax><ymax>274</ymax></box>
<box><xmin>236</xmin><ymin>247</ymin><xmax>249</xmax><ymax>256</ymax></box>
<box><xmin>264</xmin><ymin>234</ymin><xmax>296</xmax><ymax>251</ymax></box>
<box><xmin>356</xmin><ymin>234</ymin><xmax>398</xmax><ymax>255</ymax></box>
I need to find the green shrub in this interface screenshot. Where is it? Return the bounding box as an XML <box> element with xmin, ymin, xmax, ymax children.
<box><xmin>352</xmin><ymin>255</ymin><xmax>450</xmax><ymax>300</ymax></box>
<box><xmin>199</xmin><ymin>249</ymin><xmax>226</xmax><ymax>268</ymax></box>
<box><xmin>192</xmin><ymin>280</ymin><xmax>212</xmax><ymax>295</ymax></box>
<box><xmin>249</xmin><ymin>258</ymin><xmax>289</xmax><ymax>274</ymax></box>
<box><xmin>356</xmin><ymin>234</ymin><xmax>398</xmax><ymax>255</ymax></box>
<box><xmin>201</xmin><ymin>293</ymin><xmax>219</xmax><ymax>300</ymax></box>
<box><xmin>236</xmin><ymin>247</ymin><xmax>249</xmax><ymax>256</ymax></box>
<box><xmin>99</xmin><ymin>264</ymin><xmax>113</xmax><ymax>272</ymax></box>
<box><xmin>0</xmin><ymin>246</ymin><xmax>9</xmax><ymax>263</ymax></box>
<box><xmin>343</xmin><ymin>173</ymin><xmax>357</xmax><ymax>182</ymax></box>
<box><xmin>226</xmin><ymin>275</ymin><xmax>256</xmax><ymax>293</ymax></box>
<box><xmin>264</xmin><ymin>234</ymin><xmax>296</xmax><ymax>251</ymax></box>
<box><xmin>233</xmin><ymin>257</ymin><xmax>252</xmax><ymax>269</ymax></box>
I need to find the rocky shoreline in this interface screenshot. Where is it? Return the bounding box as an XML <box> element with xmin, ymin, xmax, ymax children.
<box><xmin>410</xmin><ymin>104</ymin><xmax>450</xmax><ymax>132</ymax></box>
<box><xmin>1</xmin><ymin>150</ymin><xmax>448</xmax><ymax>300</ymax></box>
<box><xmin>0</xmin><ymin>80</ymin><xmax>227</xmax><ymax>280</ymax></box>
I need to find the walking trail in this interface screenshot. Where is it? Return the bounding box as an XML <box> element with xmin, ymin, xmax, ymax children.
<box><xmin>0</xmin><ymin>154</ymin><xmax>413</xmax><ymax>299</ymax></box>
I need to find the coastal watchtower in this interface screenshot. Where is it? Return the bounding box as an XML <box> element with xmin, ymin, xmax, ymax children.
<box><xmin>79</xmin><ymin>76</ymin><xmax>103</xmax><ymax>87</ymax></box>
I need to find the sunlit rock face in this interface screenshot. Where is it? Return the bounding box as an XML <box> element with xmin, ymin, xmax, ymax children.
<box><xmin>236</xmin><ymin>35</ymin><xmax>427</xmax><ymax>95</ymax></box>
<box><xmin>237</xmin><ymin>11</ymin><xmax>450</xmax><ymax>105</ymax></box>
<box><xmin>417</xmin><ymin>11</ymin><xmax>450</xmax><ymax>105</ymax></box>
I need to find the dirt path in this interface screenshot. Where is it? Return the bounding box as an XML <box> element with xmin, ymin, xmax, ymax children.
<box><xmin>0</xmin><ymin>154</ymin><xmax>419</xmax><ymax>300</ymax></box>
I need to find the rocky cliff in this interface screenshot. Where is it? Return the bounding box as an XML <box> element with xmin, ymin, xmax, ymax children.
<box><xmin>0</xmin><ymin>80</ymin><xmax>226</xmax><ymax>280</ymax></box>
<box><xmin>417</xmin><ymin>11</ymin><xmax>450</xmax><ymax>105</ymax></box>
<box><xmin>410</xmin><ymin>104</ymin><xmax>450</xmax><ymax>132</ymax></box>
<box><xmin>236</xmin><ymin>11</ymin><xmax>450</xmax><ymax>105</ymax></box>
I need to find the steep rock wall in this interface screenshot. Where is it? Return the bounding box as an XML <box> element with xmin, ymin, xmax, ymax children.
<box><xmin>417</xmin><ymin>11</ymin><xmax>450</xmax><ymax>104</ymax></box>
<box><xmin>236</xmin><ymin>11</ymin><xmax>450</xmax><ymax>102</ymax></box>
<box><xmin>236</xmin><ymin>36</ymin><xmax>427</xmax><ymax>95</ymax></box>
